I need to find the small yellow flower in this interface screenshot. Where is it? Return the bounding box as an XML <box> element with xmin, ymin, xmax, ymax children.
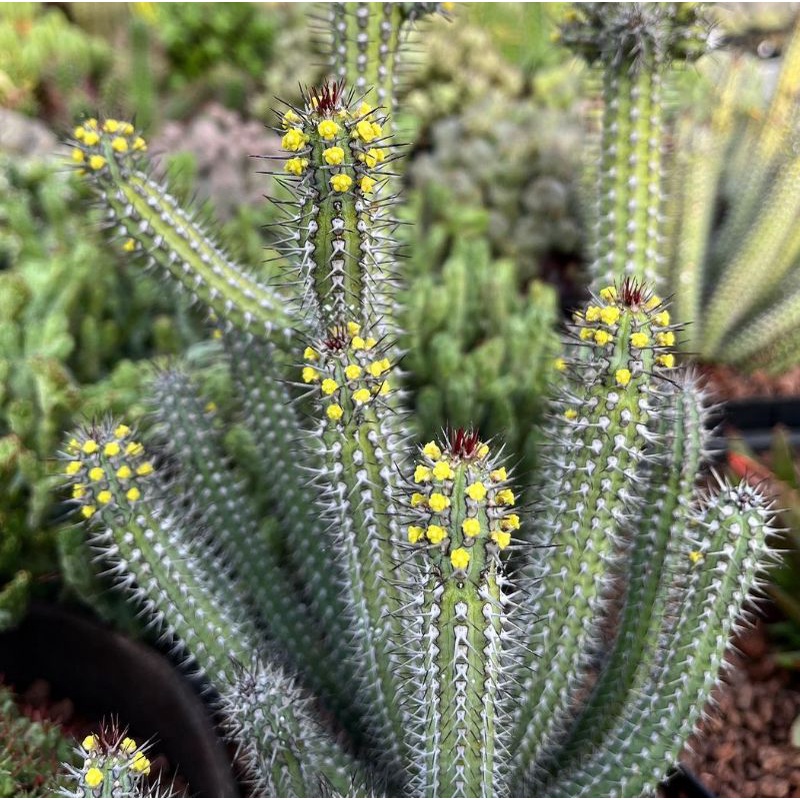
<box><xmin>321</xmin><ymin>378</ymin><xmax>339</xmax><ymax>395</ymax></box>
<box><xmin>82</xmin><ymin>439</ymin><xmax>99</xmax><ymax>455</ymax></box>
<box><xmin>466</xmin><ymin>482</ymin><xmax>487</xmax><ymax>502</ymax></box>
<box><xmin>86</xmin><ymin>118</ymin><xmax>98</xmax><ymax>129</ymax></box>
<box><xmin>89</xmin><ymin>155</ymin><xmax>107</xmax><ymax>171</ymax></box>
<box><xmin>281</xmin><ymin>128</ymin><xmax>308</xmax><ymax>152</ymax></box>
<box><xmin>357</xmin><ymin>102</ymin><xmax>373</xmax><ymax>118</ymax></box>
<box><xmin>74</xmin><ymin>126</ymin><xmax>86</xmax><ymax>141</ymax></box>
<box><xmin>126</xmin><ymin>442</ymin><xmax>144</xmax><ymax>456</ymax></box>
<box><xmin>85</xmin><ymin>767</ymin><xmax>104</xmax><ymax>789</ymax></box>
<box><xmin>121</xmin><ymin>123</ymin><xmax>134</xmax><ymax>136</ymax></box>
<box><xmin>353</xmin><ymin>387</ymin><xmax>371</xmax><ymax>405</ymax></box>
<box><xmin>564</xmin><ymin>409</ymin><xmax>578</xmax><ymax>420</ymax></box>
<box><xmin>327</xmin><ymin>403</ymin><xmax>344</xmax><ymax>421</ymax></box>
<box><xmin>579</xmin><ymin>327</ymin><xmax>594</xmax><ymax>341</ymax></box>
<box><xmin>645</xmin><ymin>295</ymin><xmax>662</xmax><ymax>310</ymax></box>
<box><xmin>365</xmin><ymin>336</ymin><xmax>378</xmax><ymax>349</ymax></box>
<box><xmin>477</xmin><ymin>443</ymin><xmax>489</xmax><ymax>459</ymax></box>
<box><xmin>428</xmin><ymin>492</ymin><xmax>450</xmax><ymax>513</ymax></box>
<box><xmin>630</xmin><ymin>332</ymin><xmax>649</xmax><ymax>349</ymax></box>
<box><xmin>427</xmin><ymin>524</ymin><xmax>447</xmax><ymax>544</ymax></box>
<box><xmin>422</xmin><ymin>442</ymin><xmax>442</xmax><ymax>460</ymax></box>
<box><xmin>585</xmin><ymin>306</ymin><xmax>601</xmax><ymax>323</ymax></box>
<box><xmin>67</xmin><ymin>438</ymin><xmax>80</xmax><ymax>453</ymax></box>
<box><xmin>410</xmin><ymin>492</ymin><xmax>426</xmax><ymax>507</ymax></box>
<box><xmin>323</xmin><ymin>146</ymin><xmax>345</xmax><ymax>165</ymax></box>
<box><xmin>355</xmin><ymin>119</ymin><xmax>377</xmax><ymax>142</ymax></box>
<box><xmin>111</xmin><ymin>137</ymin><xmax>128</xmax><ymax>153</ymax></box>
<box><xmin>378</xmin><ymin>380</ymin><xmax>390</xmax><ymax>396</ymax></box>
<box><xmin>347</xmin><ymin>321</ymin><xmax>361</xmax><ymax>336</ymax></box>
<box><xmin>317</xmin><ymin>119</ymin><xmax>340</xmax><ymax>140</ymax></box>
<box><xmin>594</xmin><ymin>330</ymin><xmax>613</xmax><ymax>346</ymax></box>
<box><xmin>360</xmin><ymin>175</ymin><xmax>376</xmax><ymax>194</ymax></box>
<box><xmin>367</xmin><ymin>359</ymin><xmax>390</xmax><ymax>378</ymax></box>
<box><xmin>689</xmin><ymin>550</ymin><xmax>703</xmax><ymax>564</ymax></box>
<box><xmin>656</xmin><ymin>331</ymin><xmax>675</xmax><ymax>347</ymax></box>
<box><xmin>599</xmin><ymin>286</ymin><xmax>616</xmax><ymax>301</ymax></box>
<box><xmin>490</xmin><ymin>467</ymin><xmax>507</xmax><ymax>482</ymax></box>
<box><xmin>123</xmin><ymin>238</ymin><xmax>136</xmax><ymax>252</ymax></box>
<box><xmin>495</xmin><ymin>489</ymin><xmax>515</xmax><ymax>505</ymax></box>
<box><xmin>657</xmin><ymin>353</ymin><xmax>676</xmax><ymax>369</ymax></box>
<box><xmin>615</xmin><ymin>368</ymin><xmax>632</xmax><ymax>387</ymax></box>
<box><xmin>65</xmin><ymin>461</ymin><xmax>82</xmax><ymax>475</ymax></box>
<box><xmin>491</xmin><ymin>530</ymin><xmax>511</xmax><ymax>549</ymax></box>
<box><xmin>450</xmin><ymin>548</ymin><xmax>470</xmax><ymax>570</ymax></box>
<box><xmin>82</xmin><ymin>735</ymin><xmax>98</xmax><ymax>751</ymax></box>
<box><xmin>370</xmin><ymin>122</ymin><xmax>383</xmax><ymax>139</ymax></box>
<box><xmin>653</xmin><ymin>310</ymin><xmax>671</xmax><ymax>327</ymax></box>
<box><xmin>407</xmin><ymin>525</ymin><xmax>424</xmax><ymax>544</ymax></box>
<box><xmin>501</xmin><ymin>514</ymin><xmax>521</xmax><ymax>531</ymax></box>
<box><xmin>462</xmin><ymin>518</ymin><xmax>481</xmax><ymax>537</ymax></box>
<box><xmin>116</xmin><ymin>466</ymin><xmax>132</xmax><ymax>480</ymax></box>
<box><xmin>302</xmin><ymin>366</ymin><xmax>320</xmax><ymax>383</ymax></box>
<box><xmin>345</xmin><ymin>364</ymin><xmax>362</xmax><ymax>381</ymax></box>
<box><xmin>414</xmin><ymin>465</ymin><xmax>432</xmax><ymax>483</ymax></box>
<box><xmin>432</xmin><ymin>461</ymin><xmax>454</xmax><ymax>481</ymax></box>
<box><xmin>126</xmin><ymin>487</ymin><xmax>141</xmax><ymax>502</ymax></box>
<box><xmin>303</xmin><ymin>346</ymin><xmax>319</xmax><ymax>361</ymax></box>
<box><xmin>89</xmin><ymin>467</ymin><xmax>104</xmax><ymax>482</ymax></box>
<box><xmin>330</xmin><ymin>173</ymin><xmax>353</xmax><ymax>193</ymax></box>
<box><xmin>284</xmin><ymin>157</ymin><xmax>309</xmax><ymax>176</ymax></box>
<box><xmin>132</xmin><ymin>136</ymin><xmax>147</xmax><ymax>151</ymax></box>
<box><xmin>282</xmin><ymin>109</ymin><xmax>301</xmax><ymax>128</ymax></box>
<box><xmin>103</xmin><ymin>119</ymin><xmax>120</xmax><ymax>133</ymax></box>
<box><xmin>97</xmin><ymin>490</ymin><xmax>113</xmax><ymax>505</ymax></box>
<box><xmin>136</xmin><ymin>462</ymin><xmax>154</xmax><ymax>476</ymax></box>
<box><xmin>554</xmin><ymin>357</ymin><xmax>566</xmax><ymax>372</ymax></box>
<box><xmin>600</xmin><ymin>306</ymin><xmax>621</xmax><ymax>326</ymax></box>
<box><xmin>82</xmin><ymin>505</ymin><xmax>96</xmax><ymax>519</ymax></box>
<box><xmin>83</xmin><ymin>131</ymin><xmax>99</xmax><ymax>147</ymax></box>
<box><xmin>104</xmin><ymin>442</ymin><xmax>120</xmax><ymax>457</ymax></box>
<box><xmin>131</xmin><ymin>753</ymin><xmax>150</xmax><ymax>775</ymax></box>
<box><xmin>72</xmin><ymin>148</ymin><xmax>85</xmax><ymax>163</ymax></box>
<box><xmin>121</xmin><ymin>737</ymin><xmax>137</xmax><ymax>754</ymax></box>
<box><xmin>363</xmin><ymin>148</ymin><xmax>385</xmax><ymax>168</ymax></box>
<box><xmin>114</xmin><ymin>424</ymin><xmax>131</xmax><ymax>438</ymax></box>
<box><xmin>72</xmin><ymin>484</ymin><xmax>86</xmax><ymax>499</ymax></box>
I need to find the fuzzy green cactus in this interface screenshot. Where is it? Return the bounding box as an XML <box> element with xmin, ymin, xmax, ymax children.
<box><xmin>663</xmin><ymin>17</ymin><xmax>800</xmax><ymax>372</ymax></box>
<box><xmin>53</xmin><ymin>5</ymin><xmax>775</xmax><ymax>798</ymax></box>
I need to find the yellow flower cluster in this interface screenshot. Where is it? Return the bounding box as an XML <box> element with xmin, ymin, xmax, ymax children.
<box><xmin>300</xmin><ymin>322</ymin><xmax>392</xmax><ymax>424</ymax></box>
<box><xmin>407</xmin><ymin>441</ymin><xmax>518</xmax><ymax>553</ymax></box>
<box><xmin>64</xmin><ymin>424</ymin><xmax>152</xmax><ymax>519</ymax></box>
<box><xmin>72</xmin><ymin>119</ymin><xmax>147</xmax><ymax>173</ymax></box>
<box><xmin>80</xmin><ymin>733</ymin><xmax>151</xmax><ymax>789</ymax></box>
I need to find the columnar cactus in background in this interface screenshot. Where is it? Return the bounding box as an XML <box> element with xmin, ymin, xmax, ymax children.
<box><xmin>559</xmin><ymin>3</ymin><xmax>709</xmax><ymax>290</ymax></box>
<box><xmin>55</xmin><ymin>4</ymin><xmax>775</xmax><ymax>798</ymax></box>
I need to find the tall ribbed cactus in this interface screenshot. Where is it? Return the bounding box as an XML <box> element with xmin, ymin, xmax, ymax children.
<box><xmin>560</xmin><ymin>3</ymin><xmax>709</xmax><ymax>290</ymax></box>
<box><xmin>54</xmin><ymin>4</ymin><xmax>776</xmax><ymax>798</ymax></box>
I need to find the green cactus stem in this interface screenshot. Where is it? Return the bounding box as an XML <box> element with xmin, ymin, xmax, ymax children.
<box><xmin>560</xmin><ymin>3</ymin><xmax>708</xmax><ymax>289</ymax></box>
<box><xmin>401</xmin><ymin>431</ymin><xmax>517</xmax><ymax>798</ymax></box>
<box><xmin>67</xmin><ymin>118</ymin><xmax>293</xmax><ymax>339</ymax></box>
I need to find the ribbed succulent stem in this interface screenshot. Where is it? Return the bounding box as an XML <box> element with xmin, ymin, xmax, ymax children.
<box><xmin>529</xmin><ymin>372</ymin><xmax>708</xmax><ymax>789</ymax></box>
<box><xmin>546</xmin><ymin>480</ymin><xmax>774</xmax><ymax>797</ymax></box>
<box><xmin>509</xmin><ymin>282</ymin><xmax>679</xmax><ymax>788</ymax></box>
<box><xmin>68</xmin><ymin>121</ymin><xmax>292</xmax><ymax>339</ymax></box>
<box><xmin>221</xmin><ymin>661</ymin><xmax>369</xmax><ymax>798</ymax></box>
<box><xmin>61</xmin><ymin>423</ymin><xmax>261</xmax><ymax>689</ymax></box>
<box><xmin>401</xmin><ymin>437</ymin><xmax>516</xmax><ymax>797</ymax></box>
<box><xmin>149</xmin><ymin>369</ymin><xmax>337</xmax><ymax>693</ymax></box>
<box><xmin>592</xmin><ymin>65</ymin><xmax>664</xmax><ymax>290</ymax></box>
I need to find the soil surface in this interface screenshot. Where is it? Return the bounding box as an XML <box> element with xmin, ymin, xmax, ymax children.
<box><xmin>681</xmin><ymin>620</ymin><xmax>800</xmax><ymax>797</ymax></box>
<box><xmin>701</xmin><ymin>363</ymin><xmax>800</xmax><ymax>401</ymax></box>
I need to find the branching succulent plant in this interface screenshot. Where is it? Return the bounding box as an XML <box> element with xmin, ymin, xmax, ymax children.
<box><xmin>54</xmin><ymin>4</ymin><xmax>775</xmax><ymax>798</ymax></box>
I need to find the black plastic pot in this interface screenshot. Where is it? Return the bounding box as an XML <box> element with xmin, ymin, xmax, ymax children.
<box><xmin>713</xmin><ymin>397</ymin><xmax>800</xmax><ymax>452</ymax></box>
<box><xmin>660</xmin><ymin>765</ymin><xmax>715</xmax><ymax>798</ymax></box>
<box><xmin>0</xmin><ymin>603</ymin><xmax>238</xmax><ymax>798</ymax></box>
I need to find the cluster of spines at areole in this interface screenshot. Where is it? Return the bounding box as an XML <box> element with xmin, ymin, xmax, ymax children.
<box><xmin>56</xmin><ymin>4</ymin><xmax>777</xmax><ymax>798</ymax></box>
